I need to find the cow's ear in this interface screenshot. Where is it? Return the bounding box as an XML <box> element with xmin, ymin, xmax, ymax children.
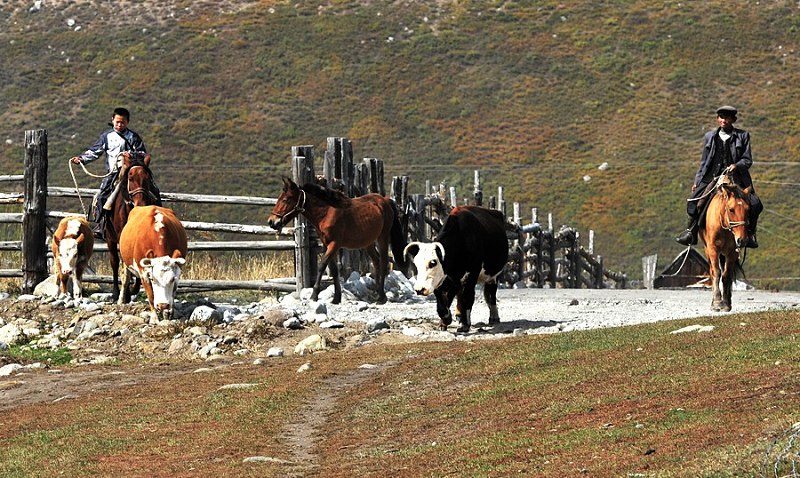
<box><xmin>403</xmin><ymin>242</ymin><xmax>421</xmax><ymax>259</ymax></box>
<box><xmin>76</xmin><ymin>233</ymin><xmax>85</xmax><ymax>244</ymax></box>
<box><xmin>145</xmin><ymin>249</ymin><xmax>156</xmax><ymax>259</ymax></box>
<box><xmin>434</xmin><ymin>242</ymin><xmax>445</xmax><ymax>261</ymax></box>
<box><xmin>171</xmin><ymin>249</ymin><xmax>183</xmax><ymax>259</ymax></box>
<box><xmin>743</xmin><ymin>186</ymin><xmax>752</xmax><ymax>195</ymax></box>
<box><xmin>173</xmin><ymin>258</ymin><xmax>186</xmax><ymax>266</ymax></box>
<box><xmin>140</xmin><ymin>258</ymin><xmax>152</xmax><ymax>267</ymax></box>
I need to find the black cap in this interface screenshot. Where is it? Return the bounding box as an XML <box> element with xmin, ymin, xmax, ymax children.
<box><xmin>716</xmin><ymin>105</ymin><xmax>738</xmax><ymax>117</ymax></box>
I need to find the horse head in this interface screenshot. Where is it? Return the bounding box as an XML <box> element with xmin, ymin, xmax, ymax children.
<box><xmin>719</xmin><ymin>182</ymin><xmax>751</xmax><ymax>249</ymax></box>
<box><xmin>267</xmin><ymin>178</ymin><xmax>306</xmax><ymax>230</ymax></box>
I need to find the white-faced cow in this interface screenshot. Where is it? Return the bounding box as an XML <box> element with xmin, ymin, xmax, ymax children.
<box><xmin>119</xmin><ymin>205</ymin><xmax>188</xmax><ymax>320</ymax></box>
<box><xmin>404</xmin><ymin>206</ymin><xmax>508</xmax><ymax>333</ymax></box>
<box><xmin>51</xmin><ymin>216</ymin><xmax>94</xmax><ymax>299</ymax></box>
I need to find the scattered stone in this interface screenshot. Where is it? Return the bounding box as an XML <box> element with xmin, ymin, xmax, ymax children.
<box><xmin>366</xmin><ymin>318</ymin><xmax>389</xmax><ymax>333</ymax></box>
<box><xmin>0</xmin><ymin>364</ymin><xmax>24</xmax><ymax>376</ymax></box>
<box><xmin>319</xmin><ymin>320</ymin><xmax>344</xmax><ymax>329</ymax></box>
<box><xmin>297</xmin><ymin>362</ymin><xmax>312</xmax><ymax>372</ymax></box>
<box><xmin>283</xmin><ymin>317</ymin><xmax>303</xmax><ymax>329</ymax></box>
<box><xmin>294</xmin><ymin>335</ymin><xmax>326</xmax><ymax>355</ymax></box>
<box><xmin>242</xmin><ymin>456</ymin><xmax>295</xmax><ymax>464</ymax></box>
<box><xmin>266</xmin><ymin>347</ymin><xmax>284</xmax><ymax>357</ymax></box>
<box><xmin>0</xmin><ymin>324</ymin><xmax>23</xmax><ymax>345</ymax></box>
<box><xmin>670</xmin><ymin>325</ymin><xmax>715</xmax><ymax>334</ymax></box>
<box><xmin>217</xmin><ymin>383</ymin><xmax>258</xmax><ymax>391</ymax></box>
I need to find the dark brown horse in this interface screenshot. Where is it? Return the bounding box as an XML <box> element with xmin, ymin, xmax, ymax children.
<box><xmin>105</xmin><ymin>154</ymin><xmax>160</xmax><ymax>301</ymax></box>
<box><xmin>698</xmin><ymin>174</ymin><xmax>751</xmax><ymax>312</ymax></box>
<box><xmin>267</xmin><ymin>178</ymin><xmax>406</xmax><ymax>304</ymax></box>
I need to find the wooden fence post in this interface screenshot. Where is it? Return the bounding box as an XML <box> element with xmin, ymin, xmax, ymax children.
<box><xmin>22</xmin><ymin>129</ymin><xmax>49</xmax><ymax>293</ymax></box>
<box><xmin>291</xmin><ymin>147</ymin><xmax>316</xmax><ymax>292</ymax></box>
<box><xmin>473</xmin><ymin>170</ymin><xmax>483</xmax><ymax>206</ymax></box>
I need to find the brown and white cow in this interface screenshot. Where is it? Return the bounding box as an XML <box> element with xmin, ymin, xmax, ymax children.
<box><xmin>404</xmin><ymin>206</ymin><xmax>508</xmax><ymax>333</ymax></box>
<box><xmin>119</xmin><ymin>206</ymin><xmax>188</xmax><ymax>319</ymax></box>
<box><xmin>52</xmin><ymin>216</ymin><xmax>94</xmax><ymax>299</ymax></box>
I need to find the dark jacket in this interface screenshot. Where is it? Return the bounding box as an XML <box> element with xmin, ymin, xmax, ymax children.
<box><xmin>694</xmin><ymin>127</ymin><xmax>753</xmax><ymax>189</ymax></box>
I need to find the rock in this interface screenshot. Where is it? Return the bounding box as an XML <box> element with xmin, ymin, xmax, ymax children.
<box><xmin>190</xmin><ymin>305</ymin><xmax>222</xmax><ymax>323</ymax></box>
<box><xmin>266</xmin><ymin>347</ymin><xmax>284</xmax><ymax>357</ymax></box>
<box><xmin>319</xmin><ymin>320</ymin><xmax>344</xmax><ymax>329</ymax></box>
<box><xmin>33</xmin><ymin>274</ymin><xmax>59</xmax><ymax>298</ymax></box>
<box><xmin>366</xmin><ymin>318</ymin><xmax>389</xmax><ymax>333</ymax></box>
<box><xmin>0</xmin><ymin>363</ymin><xmax>24</xmax><ymax>376</ymax></box>
<box><xmin>283</xmin><ymin>317</ymin><xmax>303</xmax><ymax>330</ymax></box>
<box><xmin>670</xmin><ymin>324</ymin><xmax>715</xmax><ymax>334</ymax></box>
<box><xmin>0</xmin><ymin>324</ymin><xmax>23</xmax><ymax>345</ymax></box>
<box><xmin>294</xmin><ymin>334</ymin><xmax>326</xmax><ymax>355</ymax></box>
<box><xmin>297</xmin><ymin>362</ymin><xmax>312</xmax><ymax>372</ymax></box>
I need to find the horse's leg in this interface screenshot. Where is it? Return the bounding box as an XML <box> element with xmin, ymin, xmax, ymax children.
<box><xmin>110</xmin><ymin>241</ymin><xmax>121</xmax><ymax>302</ymax></box>
<box><xmin>365</xmin><ymin>244</ymin><xmax>388</xmax><ymax>304</ymax></box>
<box><xmin>721</xmin><ymin>254</ymin><xmax>735</xmax><ymax>312</ymax></box>
<box><xmin>329</xmin><ymin>257</ymin><xmax>341</xmax><ymax>304</ymax></box>
<box><xmin>312</xmin><ymin>244</ymin><xmax>338</xmax><ymax>303</ymax></box>
<box><xmin>706</xmin><ymin>248</ymin><xmax>723</xmax><ymax>311</ymax></box>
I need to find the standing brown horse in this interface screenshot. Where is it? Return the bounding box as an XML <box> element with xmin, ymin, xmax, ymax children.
<box><xmin>698</xmin><ymin>174</ymin><xmax>751</xmax><ymax>312</ymax></box>
<box><xmin>105</xmin><ymin>154</ymin><xmax>160</xmax><ymax>301</ymax></box>
<box><xmin>267</xmin><ymin>178</ymin><xmax>406</xmax><ymax>304</ymax></box>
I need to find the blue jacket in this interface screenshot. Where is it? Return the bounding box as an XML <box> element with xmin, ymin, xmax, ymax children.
<box><xmin>78</xmin><ymin>128</ymin><xmax>147</xmax><ymax>173</ymax></box>
<box><xmin>694</xmin><ymin>127</ymin><xmax>753</xmax><ymax>189</ymax></box>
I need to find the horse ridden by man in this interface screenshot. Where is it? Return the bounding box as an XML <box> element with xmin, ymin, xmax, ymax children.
<box><xmin>697</xmin><ymin>173</ymin><xmax>752</xmax><ymax>312</ymax></box>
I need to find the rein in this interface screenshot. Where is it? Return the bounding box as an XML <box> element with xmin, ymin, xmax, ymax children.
<box><xmin>68</xmin><ymin>157</ymin><xmax>119</xmax><ymax>217</ymax></box>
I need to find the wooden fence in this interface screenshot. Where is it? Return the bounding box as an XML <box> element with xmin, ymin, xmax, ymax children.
<box><xmin>2</xmin><ymin>130</ymin><xmax>626</xmax><ymax>296</ymax></box>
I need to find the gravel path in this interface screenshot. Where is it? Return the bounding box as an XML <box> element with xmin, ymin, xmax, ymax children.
<box><xmin>336</xmin><ymin>287</ymin><xmax>800</xmax><ymax>336</ymax></box>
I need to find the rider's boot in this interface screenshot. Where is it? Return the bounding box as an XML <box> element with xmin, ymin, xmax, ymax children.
<box><xmin>745</xmin><ymin>215</ymin><xmax>759</xmax><ymax>248</ymax></box>
<box><xmin>675</xmin><ymin>217</ymin><xmax>698</xmax><ymax>246</ymax></box>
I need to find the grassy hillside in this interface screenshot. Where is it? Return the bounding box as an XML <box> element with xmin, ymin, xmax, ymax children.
<box><xmin>2</xmin><ymin>1</ymin><xmax>799</xmax><ymax>288</ymax></box>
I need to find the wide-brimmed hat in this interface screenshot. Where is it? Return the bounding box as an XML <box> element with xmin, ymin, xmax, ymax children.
<box><xmin>716</xmin><ymin>105</ymin><xmax>738</xmax><ymax>117</ymax></box>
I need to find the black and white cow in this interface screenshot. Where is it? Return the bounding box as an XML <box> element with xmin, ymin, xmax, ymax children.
<box><xmin>404</xmin><ymin>206</ymin><xmax>508</xmax><ymax>333</ymax></box>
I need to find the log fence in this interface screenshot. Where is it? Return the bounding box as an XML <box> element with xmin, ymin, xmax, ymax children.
<box><xmin>2</xmin><ymin>130</ymin><xmax>626</xmax><ymax>296</ymax></box>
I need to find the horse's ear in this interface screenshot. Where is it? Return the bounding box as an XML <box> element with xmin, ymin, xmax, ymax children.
<box><xmin>76</xmin><ymin>233</ymin><xmax>85</xmax><ymax>245</ymax></box>
<box><xmin>282</xmin><ymin>177</ymin><xmax>296</xmax><ymax>191</ymax></box>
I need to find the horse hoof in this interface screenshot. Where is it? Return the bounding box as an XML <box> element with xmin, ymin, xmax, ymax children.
<box><xmin>489</xmin><ymin>317</ymin><xmax>500</xmax><ymax>325</ymax></box>
<box><xmin>456</xmin><ymin>325</ymin><xmax>470</xmax><ymax>333</ymax></box>
<box><xmin>377</xmin><ymin>296</ymin><xmax>387</xmax><ymax>305</ymax></box>
<box><xmin>438</xmin><ymin>322</ymin><xmax>448</xmax><ymax>331</ymax></box>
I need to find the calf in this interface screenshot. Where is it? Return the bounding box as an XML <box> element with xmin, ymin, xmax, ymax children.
<box><xmin>52</xmin><ymin>216</ymin><xmax>94</xmax><ymax>299</ymax></box>
<box><xmin>404</xmin><ymin>206</ymin><xmax>508</xmax><ymax>333</ymax></box>
<box><xmin>119</xmin><ymin>206</ymin><xmax>188</xmax><ymax>320</ymax></box>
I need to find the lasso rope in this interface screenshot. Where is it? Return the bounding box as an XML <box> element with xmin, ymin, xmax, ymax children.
<box><xmin>68</xmin><ymin>158</ymin><xmax>117</xmax><ymax>218</ymax></box>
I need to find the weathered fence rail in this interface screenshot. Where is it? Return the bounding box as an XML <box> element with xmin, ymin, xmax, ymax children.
<box><xmin>4</xmin><ymin>129</ymin><xmax>626</xmax><ymax>296</ymax></box>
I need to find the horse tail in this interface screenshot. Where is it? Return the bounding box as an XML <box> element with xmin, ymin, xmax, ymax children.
<box><xmin>389</xmin><ymin>200</ymin><xmax>408</xmax><ymax>272</ymax></box>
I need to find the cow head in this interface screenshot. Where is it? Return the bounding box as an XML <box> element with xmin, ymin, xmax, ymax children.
<box><xmin>138</xmin><ymin>249</ymin><xmax>186</xmax><ymax>319</ymax></box>
<box><xmin>403</xmin><ymin>241</ymin><xmax>446</xmax><ymax>296</ymax></box>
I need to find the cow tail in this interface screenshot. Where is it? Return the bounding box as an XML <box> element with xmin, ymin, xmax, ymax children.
<box><xmin>390</xmin><ymin>200</ymin><xmax>408</xmax><ymax>272</ymax></box>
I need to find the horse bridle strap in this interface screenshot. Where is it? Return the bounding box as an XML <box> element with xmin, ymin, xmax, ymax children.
<box><xmin>274</xmin><ymin>188</ymin><xmax>307</xmax><ymax>223</ymax></box>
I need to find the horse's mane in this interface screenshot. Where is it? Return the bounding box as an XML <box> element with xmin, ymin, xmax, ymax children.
<box><xmin>301</xmin><ymin>182</ymin><xmax>352</xmax><ymax>207</ymax></box>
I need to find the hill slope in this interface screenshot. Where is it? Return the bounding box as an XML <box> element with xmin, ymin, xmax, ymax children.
<box><xmin>2</xmin><ymin>1</ymin><xmax>799</xmax><ymax>288</ymax></box>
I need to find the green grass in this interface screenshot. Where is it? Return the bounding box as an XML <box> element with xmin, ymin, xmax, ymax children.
<box><xmin>5</xmin><ymin>345</ymin><xmax>73</xmax><ymax>366</ymax></box>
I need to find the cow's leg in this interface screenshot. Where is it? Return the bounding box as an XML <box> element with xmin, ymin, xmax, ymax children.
<box><xmin>119</xmin><ymin>266</ymin><xmax>131</xmax><ymax>305</ymax></box>
<box><xmin>484</xmin><ymin>281</ymin><xmax>500</xmax><ymax>325</ymax></box>
<box><xmin>456</xmin><ymin>275</ymin><xmax>478</xmax><ymax>333</ymax></box>
<box><xmin>71</xmin><ymin>274</ymin><xmax>82</xmax><ymax>300</ymax></box>
<box><xmin>434</xmin><ymin>288</ymin><xmax>454</xmax><ymax>330</ymax></box>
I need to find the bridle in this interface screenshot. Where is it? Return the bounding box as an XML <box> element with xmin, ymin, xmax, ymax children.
<box><xmin>272</xmin><ymin>188</ymin><xmax>307</xmax><ymax>226</ymax></box>
<box><xmin>719</xmin><ymin>189</ymin><xmax>748</xmax><ymax>232</ymax></box>
<box><xmin>126</xmin><ymin>165</ymin><xmax>155</xmax><ymax>205</ymax></box>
